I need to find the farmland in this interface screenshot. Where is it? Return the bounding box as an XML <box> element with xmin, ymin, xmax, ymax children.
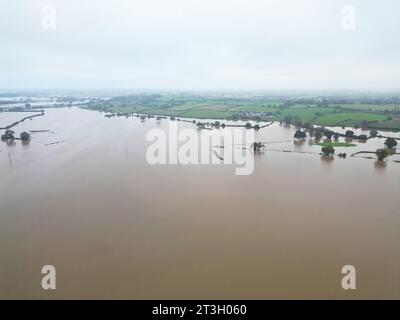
<box><xmin>83</xmin><ymin>93</ymin><xmax>400</xmax><ymax>131</ymax></box>
<box><xmin>315</xmin><ymin>112</ymin><xmax>388</xmax><ymax>126</ymax></box>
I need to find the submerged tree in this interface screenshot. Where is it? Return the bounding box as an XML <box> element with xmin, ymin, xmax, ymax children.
<box><xmin>370</xmin><ymin>129</ymin><xmax>378</xmax><ymax>138</ymax></box>
<box><xmin>1</xmin><ymin>129</ymin><xmax>15</xmax><ymax>141</ymax></box>
<box><xmin>196</xmin><ymin>122</ymin><xmax>205</xmax><ymax>129</ymax></box>
<box><xmin>20</xmin><ymin>132</ymin><xmax>30</xmax><ymax>141</ymax></box>
<box><xmin>294</xmin><ymin>130</ymin><xmax>306</xmax><ymax>139</ymax></box>
<box><xmin>345</xmin><ymin>130</ymin><xmax>355</xmax><ymax>138</ymax></box>
<box><xmin>333</xmin><ymin>133</ymin><xmax>340</xmax><ymax>141</ymax></box>
<box><xmin>376</xmin><ymin>149</ymin><xmax>389</xmax><ymax>161</ymax></box>
<box><xmin>385</xmin><ymin>137</ymin><xmax>398</xmax><ymax>149</ymax></box>
<box><xmin>321</xmin><ymin>145</ymin><xmax>335</xmax><ymax>156</ymax></box>
<box><xmin>252</xmin><ymin>142</ymin><xmax>265</xmax><ymax>151</ymax></box>
<box><xmin>357</xmin><ymin>134</ymin><xmax>368</xmax><ymax>141</ymax></box>
<box><xmin>314</xmin><ymin>131</ymin><xmax>322</xmax><ymax>141</ymax></box>
<box><xmin>324</xmin><ymin>130</ymin><xmax>334</xmax><ymax>140</ymax></box>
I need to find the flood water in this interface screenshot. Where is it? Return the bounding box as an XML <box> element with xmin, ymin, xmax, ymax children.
<box><xmin>1</xmin><ymin>107</ymin><xmax>400</xmax><ymax>299</ymax></box>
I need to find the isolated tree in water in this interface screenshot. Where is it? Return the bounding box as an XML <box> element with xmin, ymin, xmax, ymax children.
<box><xmin>252</xmin><ymin>142</ymin><xmax>264</xmax><ymax>151</ymax></box>
<box><xmin>294</xmin><ymin>130</ymin><xmax>306</xmax><ymax>139</ymax></box>
<box><xmin>357</xmin><ymin>135</ymin><xmax>368</xmax><ymax>141</ymax></box>
<box><xmin>321</xmin><ymin>145</ymin><xmax>335</xmax><ymax>156</ymax></box>
<box><xmin>20</xmin><ymin>132</ymin><xmax>30</xmax><ymax>141</ymax></box>
<box><xmin>376</xmin><ymin>149</ymin><xmax>389</xmax><ymax>161</ymax></box>
<box><xmin>345</xmin><ymin>130</ymin><xmax>355</xmax><ymax>138</ymax></box>
<box><xmin>370</xmin><ymin>129</ymin><xmax>378</xmax><ymax>138</ymax></box>
<box><xmin>385</xmin><ymin>137</ymin><xmax>397</xmax><ymax>149</ymax></box>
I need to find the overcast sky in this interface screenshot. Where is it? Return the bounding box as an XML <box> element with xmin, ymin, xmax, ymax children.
<box><xmin>0</xmin><ymin>0</ymin><xmax>399</xmax><ymax>91</ymax></box>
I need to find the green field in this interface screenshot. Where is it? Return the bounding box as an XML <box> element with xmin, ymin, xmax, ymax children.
<box><xmin>315</xmin><ymin>112</ymin><xmax>388</xmax><ymax>126</ymax></box>
<box><xmin>276</xmin><ymin>107</ymin><xmax>333</xmax><ymax>122</ymax></box>
<box><xmin>285</xmin><ymin>104</ymin><xmax>318</xmax><ymax>109</ymax></box>
<box><xmin>83</xmin><ymin>93</ymin><xmax>400</xmax><ymax>130</ymax></box>
<box><xmin>315</xmin><ymin>142</ymin><xmax>357</xmax><ymax>148</ymax></box>
<box><xmin>179</xmin><ymin>109</ymin><xmax>231</xmax><ymax>119</ymax></box>
<box><xmin>229</xmin><ymin>105</ymin><xmax>278</xmax><ymax>113</ymax></box>
<box><xmin>168</xmin><ymin>103</ymin><xmax>211</xmax><ymax>111</ymax></box>
<box><xmin>339</xmin><ymin>104</ymin><xmax>398</xmax><ymax>112</ymax></box>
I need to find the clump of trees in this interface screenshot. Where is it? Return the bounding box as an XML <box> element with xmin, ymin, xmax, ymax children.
<box><xmin>1</xmin><ymin>130</ymin><xmax>30</xmax><ymax>142</ymax></box>
<box><xmin>374</xmin><ymin>138</ymin><xmax>398</xmax><ymax>162</ymax></box>
<box><xmin>283</xmin><ymin>115</ymin><xmax>302</xmax><ymax>127</ymax></box>
<box><xmin>385</xmin><ymin>137</ymin><xmax>398</xmax><ymax>149</ymax></box>
<box><xmin>310</xmin><ymin>127</ymin><xmax>326</xmax><ymax>140</ymax></box>
<box><xmin>370</xmin><ymin>129</ymin><xmax>378</xmax><ymax>138</ymax></box>
<box><xmin>213</xmin><ymin>121</ymin><xmax>220</xmax><ymax>128</ymax></box>
<box><xmin>376</xmin><ymin>149</ymin><xmax>389</xmax><ymax>161</ymax></box>
<box><xmin>321</xmin><ymin>145</ymin><xmax>335</xmax><ymax>156</ymax></box>
<box><xmin>294</xmin><ymin>130</ymin><xmax>307</xmax><ymax>139</ymax></box>
<box><xmin>310</xmin><ymin>127</ymin><xmax>339</xmax><ymax>142</ymax></box>
<box><xmin>20</xmin><ymin>132</ymin><xmax>30</xmax><ymax>141</ymax></box>
<box><xmin>314</xmin><ymin>131</ymin><xmax>322</xmax><ymax>141</ymax></box>
<box><xmin>245</xmin><ymin>123</ymin><xmax>252</xmax><ymax>129</ymax></box>
<box><xmin>1</xmin><ymin>129</ymin><xmax>15</xmax><ymax>141</ymax></box>
<box><xmin>252</xmin><ymin>142</ymin><xmax>265</xmax><ymax>151</ymax></box>
<box><xmin>324</xmin><ymin>130</ymin><xmax>334</xmax><ymax>140</ymax></box>
<box><xmin>345</xmin><ymin>130</ymin><xmax>355</xmax><ymax>138</ymax></box>
<box><xmin>357</xmin><ymin>134</ymin><xmax>368</xmax><ymax>141</ymax></box>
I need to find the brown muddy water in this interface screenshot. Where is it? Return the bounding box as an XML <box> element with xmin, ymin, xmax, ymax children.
<box><xmin>1</xmin><ymin>107</ymin><xmax>400</xmax><ymax>299</ymax></box>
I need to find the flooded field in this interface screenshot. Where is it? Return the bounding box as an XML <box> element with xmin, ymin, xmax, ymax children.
<box><xmin>1</xmin><ymin>107</ymin><xmax>400</xmax><ymax>299</ymax></box>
